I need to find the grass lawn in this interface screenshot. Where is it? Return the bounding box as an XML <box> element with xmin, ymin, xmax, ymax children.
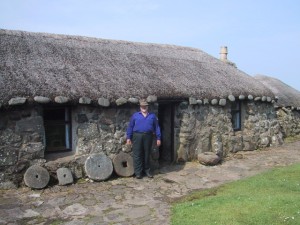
<box><xmin>171</xmin><ymin>163</ymin><xmax>300</xmax><ymax>225</ymax></box>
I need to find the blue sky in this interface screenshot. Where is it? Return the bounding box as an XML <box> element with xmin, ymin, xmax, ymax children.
<box><xmin>1</xmin><ymin>0</ymin><xmax>299</xmax><ymax>91</ymax></box>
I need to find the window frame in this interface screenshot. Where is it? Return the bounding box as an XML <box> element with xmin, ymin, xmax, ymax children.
<box><xmin>231</xmin><ymin>101</ymin><xmax>241</xmax><ymax>131</ymax></box>
<box><xmin>43</xmin><ymin>106</ymin><xmax>72</xmax><ymax>153</ymax></box>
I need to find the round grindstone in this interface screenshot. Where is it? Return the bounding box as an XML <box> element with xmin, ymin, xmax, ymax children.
<box><xmin>113</xmin><ymin>152</ymin><xmax>134</xmax><ymax>177</ymax></box>
<box><xmin>24</xmin><ymin>165</ymin><xmax>50</xmax><ymax>189</ymax></box>
<box><xmin>56</xmin><ymin>167</ymin><xmax>73</xmax><ymax>186</ymax></box>
<box><xmin>84</xmin><ymin>154</ymin><xmax>113</xmax><ymax>181</ymax></box>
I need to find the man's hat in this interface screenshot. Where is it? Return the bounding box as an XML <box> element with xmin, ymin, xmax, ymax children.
<box><xmin>139</xmin><ymin>99</ymin><xmax>149</xmax><ymax>106</ymax></box>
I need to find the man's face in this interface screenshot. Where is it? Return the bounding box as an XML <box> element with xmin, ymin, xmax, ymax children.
<box><xmin>140</xmin><ymin>105</ymin><xmax>148</xmax><ymax>113</ymax></box>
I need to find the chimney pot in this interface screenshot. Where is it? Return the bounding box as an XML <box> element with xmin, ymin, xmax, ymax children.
<box><xmin>220</xmin><ymin>46</ymin><xmax>228</xmax><ymax>61</ymax></box>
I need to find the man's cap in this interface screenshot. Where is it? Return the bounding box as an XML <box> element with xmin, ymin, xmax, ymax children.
<box><xmin>139</xmin><ymin>99</ymin><xmax>149</xmax><ymax>106</ymax></box>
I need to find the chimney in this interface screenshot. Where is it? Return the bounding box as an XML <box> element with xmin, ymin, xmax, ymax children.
<box><xmin>220</xmin><ymin>46</ymin><xmax>228</xmax><ymax>62</ymax></box>
<box><xmin>219</xmin><ymin>46</ymin><xmax>237</xmax><ymax>68</ymax></box>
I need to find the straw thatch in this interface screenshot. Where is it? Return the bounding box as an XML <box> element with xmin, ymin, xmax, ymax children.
<box><xmin>0</xmin><ymin>29</ymin><xmax>273</xmax><ymax>104</ymax></box>
<box><xmin>254</xmin><ymin>75</ymin><xmax>300</xmax><ymax>108</ymax></box>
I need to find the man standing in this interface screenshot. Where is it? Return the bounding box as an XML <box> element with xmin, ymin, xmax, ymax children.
<box><xmin>126</xmin><ymin>99</ymin><xmax>161</xmax><ymax>179</ymax></box>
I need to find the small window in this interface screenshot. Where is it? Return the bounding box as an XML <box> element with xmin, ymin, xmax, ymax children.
<box><xmin>44</xmin><ymin>107</ymin><xmax>72</xmax><ymax>152</ymax></box>
<box><xmin>231</xmin><ymin>101</ymin><xmax>241</xmax><ymax>131</ymax></box>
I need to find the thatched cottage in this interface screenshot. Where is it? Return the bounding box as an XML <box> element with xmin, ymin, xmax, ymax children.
<box><xmin>254</xmin><ymin>75</ymin><xmax>300</xmax><ymax>138</ymax></box>
<box><xmin>0</xmin><ymin>29</ymin><xmax>282</xmax><ymax>188</ymax></box>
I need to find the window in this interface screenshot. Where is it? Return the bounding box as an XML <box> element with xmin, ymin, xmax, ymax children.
<box><xmin>44</xmin><ymin>107</ymin><xmax>71</xmax><ymax>152</ymax></box>
<box><xmin>231</xmin><ymin>101</ymin><xmax>241</xmax><ymax>130</ymax></box>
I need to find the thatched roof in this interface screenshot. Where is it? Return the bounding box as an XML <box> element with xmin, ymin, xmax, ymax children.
<box><xmin>254</xmin><ymin>75</ymin><xmax>300</xmax><ymax>108</ymax></box>
<box><xmin>0</xmin><ymin>29</ymin><xmax>274</xmax><ymax>105</ymax></box>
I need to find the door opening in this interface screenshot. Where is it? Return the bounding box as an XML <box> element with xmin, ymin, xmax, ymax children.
<box><xmin>158</xmin><ymin>103</ymin><xmax>175</xmax><ymax>164</ymax></box>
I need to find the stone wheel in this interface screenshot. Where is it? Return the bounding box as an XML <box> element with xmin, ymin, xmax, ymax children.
<box><xmin>56</xmin><ymin>167</ymin><xmax>73</xmax><ymax>186</ymax></box>
<box><xmin>113</xmin><ymin>152</ymin><xmax>134</xmax><ymax>177</ymax></box>
<box><xmin>24</xmin><ymin>165</ymin><xmax>50</xmax><ymax>189</ymax></box>
<box><xmin>84</xmin><ymin>154</ymin><xmax>113</xmax><ymax>181</ymax></box>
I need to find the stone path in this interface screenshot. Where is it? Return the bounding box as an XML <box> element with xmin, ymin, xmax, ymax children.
<box><xmin>1</xmin><ymin>141</ymin><xmax>300</xmax><ymax>225</ymax></box>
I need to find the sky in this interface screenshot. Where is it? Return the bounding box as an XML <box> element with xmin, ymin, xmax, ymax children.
<box><xmin>1</xmin><ymin>0</ymin><xmax>299</xmax><ymax>91</ymax></box>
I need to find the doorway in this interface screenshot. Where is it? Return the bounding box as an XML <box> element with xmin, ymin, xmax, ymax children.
<box><xmin>158</xmin><ymin>103</ymin><xmax>175</xmax><ymax>164</ymax></box>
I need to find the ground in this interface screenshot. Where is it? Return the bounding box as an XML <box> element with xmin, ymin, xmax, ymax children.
<box><xmin>1</xmin><ymin>141</ymin><xmax>300</xmax><ymax>225</ymax></box>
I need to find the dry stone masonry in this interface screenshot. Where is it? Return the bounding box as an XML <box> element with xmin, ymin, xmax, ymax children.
<box><xmin>0</xmin><ymin>94</ymin><xmax>299</xmax><ymax>189</ymax></box>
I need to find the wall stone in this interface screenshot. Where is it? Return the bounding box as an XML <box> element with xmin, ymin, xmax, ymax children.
<box><xmin>73</xmin><ymin>105</ymin><xmax>137</xmax><ymax>158</ymax></box>
<box><xmin>276</xmin><ymin>108</ymin><xmax>300</xmax><ymax>138</ymax></box>
<box><xmin>0</xmin><ymin>106</ymin><xmax>45</xmax><ymax>188</ymax></box>
<box><xmin>174</xmin><ymin>101</ymin><xmax>284</xmax><ymax>162</ymax></box>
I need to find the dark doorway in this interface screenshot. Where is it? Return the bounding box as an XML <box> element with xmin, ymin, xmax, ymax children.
<box><xmin>158</xmin><ymin>103</ymin><xmax>175</xmax><ymax>164</ymax></box>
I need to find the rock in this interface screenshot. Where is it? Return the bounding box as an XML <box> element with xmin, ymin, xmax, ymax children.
<box><xmin>84</xmin><ymin>154</ymin><xmax>113</xmax><ymax>181</ymax></box>
<box><xmin>147</xmin><ymin>95</ymin><xmax>157</xmax><ymax>103</ymax></box>
<box><xmin>98</xmin><ymin>98</ymin><xmax>110</xmax><ymax>107</ymax></box>
<box><xmin>211</xmin><ymin>99</ymin><xmax>218</xmax><ymax>105</ymax></box>
<box><xmin>198</xmin><ymin>152</ymin><xmax>221</xmax><ymax>166</ymax></box>
<box><xmin>8</xmin><ymin>97</ymin><xmax>27</xmax><ymax>105</ymax></box>
<box><xmin>267</xmin><ymin>96</ymin><xmax>272</xmax><ymax>102</ymax></box>
<box><xmin>54</xmin><ymin>96</ymin><xmax>69</xmax><ymax>104</ymax></box>
<box><xmin>179</xmin><ymin>101</ymin><xmax>189</xmax><ymax>110</ymax></box>
<box><xmin>239</xmin><ymin>95</ymin><xmax>245</xmax><ymax>100</ymax></box>
<box><xmin>254</xmin><ymin>97</ymin><xmax>261</xmax><ymax>101</ymax></box>
<box><xmin>34</xmin><ymin>96</ymin><xmax>51</xmax><ymax>104</ymax></box>
<box><xmin>122</xmin><ymin>144</ymin><xmax>132</xmax><ymax>153</ymax></box>
<box><xmin>128</xmin><ymin>97</ymin><xmax>139</xmax><ymax>104</ymax></box>
<box><xmin>57</xmin><ymin>168</ymin><xmax>73</xmax><ymax>186</ymax></box>
<box><xmin>79</xmin><ymin>97</ymin><xmax>92</xmax><ymax>104</ymax></box>
<box><xmin>248</xmin><ymin>95</ymin><xmax>254</xmax><ymax>100</ymax></box>
<box><xmin>115</xmin><ymin>97</ymin><xmax>127</xmax><ymax>106</ymax></box>
<box><xmin>261</xmin><ymin>96</ymin><xmax>267</xmax><ymax>102</ymax></box>
<box><xmin>203</xmin><ymin>99</ymin><xmax>209</xmax><ymax>105</ymax></box>
<box><xmin>219</xmin><ymin>99</ymin><xmax>226</xmax><ymax>106</ymax></box>
<box><xmin>189</xmin><ymin>97</ymin><xmax>197</xmax><ymax>105</ymax></box>
<box><xmin>112</xmin><ymin>152</ymin><xmax>134</xmax><ymax>177</ymax></box>
<box><xmin>24</xmin><ymin>165</ymin><xmax>50</xmax><ymax>189</ymax></box>
<box><xmin>196</xmin><ymin>100</ymin><xmax>203</xmax><ymax>105</ymax></box>
<box><xmin>228</xmin><ymin>95</ymin><xmax>235</xmax><ymax>102</ymax></box>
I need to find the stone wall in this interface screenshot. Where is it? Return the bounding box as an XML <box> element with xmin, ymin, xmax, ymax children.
<box><xmin>73</xmin><ymin>105</ymin><xmax>136</xmax><ymax>158</ymax></box>
<box><xmin>276</xmin><ymin>108</ymin><xmax>300</xmax><ymax>138</ymax></box>
<box><xmin>0</xmin><ymin>106</ymin><xmax>45</xmax><ymax>188</ymax></box>
<box><xmin>0</xmin><ymin>101</ymin><xmax>297</xmax><ymax>188</ymax></box>
<box><xmin>175</xmin><ymin>101</ymin><xmax>283</xmax><ymax>162</ymax></box>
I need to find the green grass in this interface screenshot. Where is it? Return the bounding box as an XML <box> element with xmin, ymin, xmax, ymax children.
<box><xmin>171</xmin><ymin>163</ymin><xmax>300</xmax><ymax>225</ymax></box>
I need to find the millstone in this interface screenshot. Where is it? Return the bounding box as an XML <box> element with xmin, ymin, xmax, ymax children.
<box><xmin>24</xmin><ymin>165</ymin><xmax>50</xmax><ymax>189</ymax></box>
<box><xmin>113</xmin><ymin>152</ymin><xmax>134</xmax><ymax>177</ymax></box>
<box><xmin>57</xmin><ymin>167</ymin><xmax>73</xmax><ymax>186</ymax></box>
<box><xmin>84</xmin><ymin>154</ymin><xmax>113</xmax><ymax>181</ymax></box>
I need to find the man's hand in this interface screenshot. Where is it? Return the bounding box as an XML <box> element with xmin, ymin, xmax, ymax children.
<box><xmin>126</xmin><ymin>139</ymin><xmax>132</xmax><ymax>145</ymax></box>
<box><xmin>157</xmin><ymin>140</ymin><xmax>161</xmax><ymax>147</ymax></box>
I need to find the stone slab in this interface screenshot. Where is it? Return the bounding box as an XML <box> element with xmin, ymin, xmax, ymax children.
<box><xmin>84</xmin><ymin>154</ymin><xmax>113</xmax><ymax>181</ymax></box>
<box><xmin>24</xmin><ymin>165</ymin><xmax>50</xmax><ymax>189</ymax></box>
